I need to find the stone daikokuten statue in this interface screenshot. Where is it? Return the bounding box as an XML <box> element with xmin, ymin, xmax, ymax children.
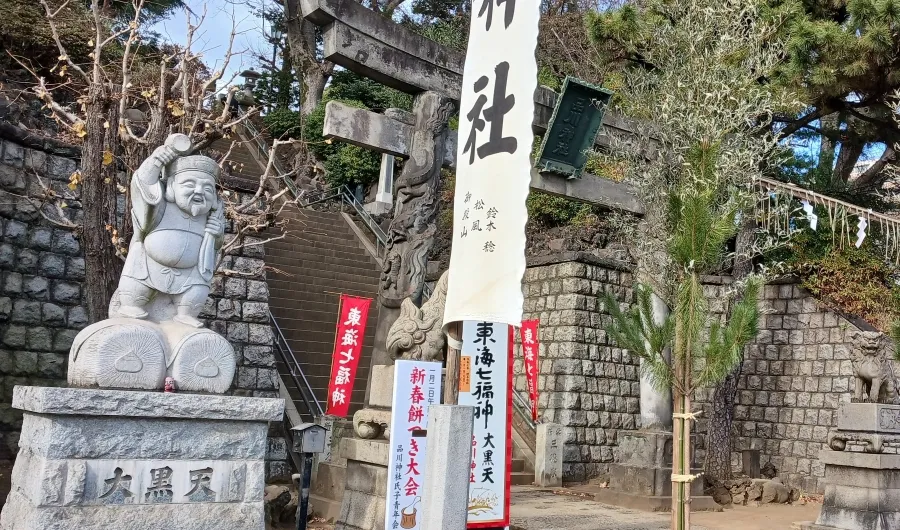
<box><xmin>68</xmin><ymin>133</ymin><xmax>236</xmax><ymax>394</ymax></box>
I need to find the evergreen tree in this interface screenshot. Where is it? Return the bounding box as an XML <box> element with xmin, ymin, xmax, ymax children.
<box><xmin>770</xmin><ymin>0</ymin><xmax>900</xmax><ymax>188</ymax></box>
<box><xmin>588</xmin><ymin>1</ymin><xmax>800</xmax><ymax>525</ymax></box>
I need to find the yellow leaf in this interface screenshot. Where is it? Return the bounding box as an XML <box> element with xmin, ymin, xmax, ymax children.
<box><xmin>104</xmin><ymin>178</ymin><xmax>110</xmax><ymax>184</ymax></box>
<box><xmin>87</xmin><ymin>39</ymin><xmax>93</xmax><ymax>47</ymax></box>
<box><xmin>58</xmin><ymin>55</ymin><xmax>68</xmax><ymax>61</ymax></box>
<box><xmin>67</xmin><ymin>182</ymin><xmax>77</xmax><ymax>191</ymax></box>
<box><xmin>324</xmin><ymin>138</ymin><xmax>333</xmax><ymax>145</ymax></box>
<box><xmin>72</xmin><ymin>122</ymin><xmax>86</xmax><ymax>138</ymax></box>
<box><xmin>60</xmin><ymin>202</ymin><xmax>68</xmax><ymax>209</ymax></box>
<box><xmin>102</xmin><ymin>150</ymin><xmax>113</xmax><ymax>166</ymax></box>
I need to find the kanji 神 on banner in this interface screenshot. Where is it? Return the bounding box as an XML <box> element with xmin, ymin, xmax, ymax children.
<box><xmin>459</xmin><ymin>321</ymin><xmax>513</xmax><ymax>528</ymax></box>
<box><xmin>443</xmin><ymin>0</ymin><xmax>540</xmax><ymax>330</ymax></box>
<box><xmin>384</xmin><ymin>360</ymin><xmax>441</xmax><ymax>530</ymax></box>
<box><xmin>325</xmin><ymin>295</ymin><xmax>372</xmax><ymax>417</ymax></box>
<box><xmin>520</xmin><ymin>319</ymin><xmax>540</xmax><ymax>422</ymax></box>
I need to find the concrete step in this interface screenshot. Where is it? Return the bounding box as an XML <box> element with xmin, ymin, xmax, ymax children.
<box><xmin>510</xmin><ymin>471</ymin><xmax>534</xmax><ymax>486</ymax></box>
<box><xmin>512</xmin><ymin>458</ymin><xmax>525</xmax><ymax>473</ymax></box>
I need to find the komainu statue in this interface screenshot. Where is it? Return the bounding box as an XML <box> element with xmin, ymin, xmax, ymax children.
<box><xmin>386</xmin><ymin>271</ymin><xmax>448</xmax><ymax>361</ymax></box>
<box><xmin>850</xmin><ymin>330</ymin><xmax>898</xmax><ymax>404</ymax></box>
<box><xmin>68</xmin><ymin>134</ymin><xmax>235</xmax><ymax>394</ymax></box>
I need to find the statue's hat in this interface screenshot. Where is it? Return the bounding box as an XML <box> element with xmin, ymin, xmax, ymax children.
<box><xmin>167</xmin><ymin>155</ymin><xmax>219</xmax><ymax>182</ymax></box>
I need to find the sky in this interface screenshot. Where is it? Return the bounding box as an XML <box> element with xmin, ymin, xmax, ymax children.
<box><xmin>148</xmin><ymin>0</ymin><xmax>272</xmax><ymax>92</ymax></box>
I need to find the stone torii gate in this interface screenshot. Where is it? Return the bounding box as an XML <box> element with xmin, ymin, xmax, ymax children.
<box><xmin>296</xmin><ymin>0</ymin><xmax>645</xmax><ymax>374</ymax></box>
<box><xmin>291</xmin><ymin>2</ymin><xmax>675</xmax><ymax>526</ymax></box>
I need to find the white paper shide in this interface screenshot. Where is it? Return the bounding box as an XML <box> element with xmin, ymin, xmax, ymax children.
<box><xmin>443</xmin><ymin>1</ymin><xmax>541</xmax><ymax>329</ymax></box>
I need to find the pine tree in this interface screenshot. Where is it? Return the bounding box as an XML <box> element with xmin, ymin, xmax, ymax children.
<box><xmin>770</xmin><ymin>0</ymin><xmax>900</xmax><ymax>187</ymax></box>
<box><xmin>587</xmin><ymin>0</ymin><xmax>799</xmax><ymax>526</ymax></box>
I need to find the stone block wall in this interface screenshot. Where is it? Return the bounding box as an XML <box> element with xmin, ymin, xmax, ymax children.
<box><xmin>517</xmin><ymin>253</ymin><xmax>862</xmax><ymax>493</ymax></box>
<box><xmin>0</xmin><ymin>137</ymin><xmax>289</xmax><ymax>491</ymax></box>
<box><xmin>515</xmin><ymin>252</ymin><xmax>639</xmax><ymax>482</ymax></box>
<box><xmin>694</xmin><ymin>280</ymin><xmax>859</xmax><ymax>494</ymax></box>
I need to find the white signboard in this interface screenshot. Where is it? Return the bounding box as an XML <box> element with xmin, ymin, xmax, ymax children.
<box><xmin>384</xmin><ymin>360</ymin><xmax>442</xmax><ymax>530</ymax></box>
<box><xmin>459</xmin><ymin>321</ymin><xmax>512</xmax><ymax>527</ymax></box>
<box><xmin>443</xmin><ymin>0</ymin><xmax>541</xmax><ymax>330</ymax></box>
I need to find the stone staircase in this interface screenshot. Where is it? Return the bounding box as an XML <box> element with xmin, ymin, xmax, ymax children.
<box><xmin>266</xmin><ymin>207</ymin><xmax>381</xmax><ymax>416</ymax></box>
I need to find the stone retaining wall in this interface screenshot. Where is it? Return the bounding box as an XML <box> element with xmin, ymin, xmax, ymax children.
<box><xmin>515</xmin><ymin>252</ymin><xmax>639</xmax><ymax>483</ymax></box>
<box><xmin>517</xmin><ymin>253</ymin><xmax>861</xmax><ymax>492</ymax></box>
<box><xmin>0</xmin><ymin>137</ymin><xmax>289</xmax><ymax>493</ymax></box>
<box><xmin>693</xmin><ymin>280</ymin><xmax>859</xmax><ymax>494</ymax></box>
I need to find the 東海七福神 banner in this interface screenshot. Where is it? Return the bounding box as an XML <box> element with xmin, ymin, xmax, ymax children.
<box><xmin>443</xmin><ymin>1</ymin><xmax>540</xmax><ymax>329</ymax></box>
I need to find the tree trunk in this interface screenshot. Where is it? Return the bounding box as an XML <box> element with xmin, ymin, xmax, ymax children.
<box><xmin>283</xmin><ymin>0</ymin><xmax>331</xmax><ymax>117</ymax></box>
<box><xmin>81</xmin><ymin>87</ymin><xmax>124</xmax><ymax>323</ymax></box>
<box><xmin>704</xmin><ymin>217</ymin><xmax>756</xmax><ymax>480</ymax></box>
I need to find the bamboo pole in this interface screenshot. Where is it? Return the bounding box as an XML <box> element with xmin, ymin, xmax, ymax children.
<box><xmin>443</xmin><ymin>321</ymin><xmax>462</xmax><ymax>405</ymax></box>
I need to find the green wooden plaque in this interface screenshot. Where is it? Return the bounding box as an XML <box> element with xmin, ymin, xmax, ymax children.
<box><xmin>535</xmin><ymin>77</ymin><xmax>613</xmax><ymax>179</ymax></box>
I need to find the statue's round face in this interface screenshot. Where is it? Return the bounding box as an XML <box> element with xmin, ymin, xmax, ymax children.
<box><xmin>172</xmin><ymin>171</ymin><xmax>216</xmax><ymax>217</ymax></box>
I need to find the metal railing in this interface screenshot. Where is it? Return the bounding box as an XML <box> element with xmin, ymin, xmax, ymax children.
<box><xmin>270</xmin><ymin>309</ymin><xmax>324</xmax><ymax>421</ymax></box>
<box><xmin>235</xmin><ymin>106</ymin><xmax>300</xmax><ymax>198</ymax></box>
<box><xmin>512</xmin><ymin>388</ymin><xmax>538</xmax><ymax>431</ymax></box>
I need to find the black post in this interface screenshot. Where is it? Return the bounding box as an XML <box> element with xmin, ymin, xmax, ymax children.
<box><xmin>296</xmin><ymin>453</ymin><xmax>314</xmax><ymax>530</ymax></box>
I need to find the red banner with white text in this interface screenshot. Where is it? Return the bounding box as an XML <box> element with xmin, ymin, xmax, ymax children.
<box><xmin>326</xmin><ymin>295</ymin><xmax>372</xmax><ymax>417</ymax></box>
<box><xmin>520</xmin><ymin>319</ymin><xmax>540</xmax><ymax>422</ymax></box>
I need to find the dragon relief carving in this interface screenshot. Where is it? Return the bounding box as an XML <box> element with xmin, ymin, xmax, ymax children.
<box><xmin>380</xmin><ymin>92</ymin><xmax>456</xmax><ymax>309</ymax></box>
<box><xmin>850</xmin><ymin>330</ymin><xmax>899</xmax><ymax>404</ymax></box>
<box><xmin>386</xmin><ymin>271</ymin><xmax>448</xmax><ymax>362</ymax></box>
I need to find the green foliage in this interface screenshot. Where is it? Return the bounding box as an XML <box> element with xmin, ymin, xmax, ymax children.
<box><xmin>527</xmin><ymin>194</ymin><xmax>594</xmax><ymax>227</ymax></box>
<box><xmin>324</xmin><ymin>71</ymin><xmax>412</xmax><ymax>112</ymax></box>
<box><xmin>793</xmin><ymin>243</ymin><xmax>900</xmax><ymax>330</ymax></box>
<box><xmin>537</xmin><ymin>66</ymin><xmax>562</xmax><ymax>92</ymax></box>
<box><xmin>262</xmin><ymin>108</ymin><xmax>303</xmax><ymax>140</ymax></box>
<box><xmin>323</xmin><ymin>144</ymin><xmax>382</xmax><ymax>188</ymax></box>
<box><xmin>601</xmin><ymin>285</ymin><xmax>675</xmax><ymax>391</ymax></box>
<box><xmin>697</xmin><ymin>277</ymin><xmax>761</xmax><ymax>387</ymax></box>
<box><xmin>405</xmin><ymin>15</ymin><xmax>468</xmax><ymax>50</ymax></box>
<box><xmin>301</xmin><ymin>99</ymin><xmax>381</xmax><ymax>188</ymax></box>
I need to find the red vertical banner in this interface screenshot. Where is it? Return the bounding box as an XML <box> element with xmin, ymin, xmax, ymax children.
<box><xmin>520</xmin><ymin>319</ymin><xmax>540</xmax><ymax>422</ymax></box>
<box><xmin>326</xmin><ymin>295</ymin><xmax>372</xmax><ymax>417</ymax></box>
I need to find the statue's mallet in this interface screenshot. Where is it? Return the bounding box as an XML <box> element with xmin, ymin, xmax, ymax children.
<box><xmin>154</xmin><ymin>133</ymin><xmax>193</xmax><ymax>179</ymax></box>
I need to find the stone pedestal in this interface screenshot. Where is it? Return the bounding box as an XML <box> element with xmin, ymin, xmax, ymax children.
<box><xmin>798</xmin><ymin>403</ymin><xmax>900</xmax><ymax>530</ymax></box>
<box><xmin>0</xmin><ymin>386</ymin><xmax>283</xmax><ymax>530</ymax></box>
<box><xmin>596</xmin><ymin>430</ymin><xmax>718</xmax><ymax>512</ymax></box>
<box><xmin>335</xmin><ymin>438</ymin><xmax>389</xmax><ymax>530</ymax></box>
<box><xmin>421</xmin><ymin>406</ymin><xmax>473</xmax><ymax>530</ymax></box>
<box><xmin>536</xmin><ymin>423</ymin><xmax>564</xmax><ymax>487</ymax></box>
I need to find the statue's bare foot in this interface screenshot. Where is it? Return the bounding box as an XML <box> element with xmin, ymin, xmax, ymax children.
<box><xmin>118</xmin><ymin>305</ymin><xmax>149</xmax><ymax>319</ymax></box>
<box><xmin>173</xmin><ymin>314</ymin><xmax>205</xmax><ymax>328</ymax></box>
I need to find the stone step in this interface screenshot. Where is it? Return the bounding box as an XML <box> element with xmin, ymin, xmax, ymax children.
<box><xmin>267</xmin><ymin>258</ymin><xmax>381</xmax><ymax>278</ymax></box>
<box><xmin>267</xmin><ymin>265</ymin><xmax>380</xmax><ymax>284</ymax></box>
<box><xmin>266</xmin><ymin>206</ymin><xmax>381</xmax><ymax>420</ymax></box>
<box><xmin>510</xmin><ymin>471</ymin><xmax>533</xmax><ymax>486</ymax></box>
<box><xmin>267</xmin><ymin>245</ymin><xmax>379</xmax><ymax>265</ymax></box>
<box><xmin>268</xmin><ymin>277</ymin><xmax>379</xmax><ymax>297</ymax></box>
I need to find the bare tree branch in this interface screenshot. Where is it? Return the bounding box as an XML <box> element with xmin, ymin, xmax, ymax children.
<box><xmin>37</xmin><ymin>0</ymin><xmax>91</xmax><ymax>83</ymax></box>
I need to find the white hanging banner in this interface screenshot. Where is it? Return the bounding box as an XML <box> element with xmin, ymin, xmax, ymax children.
<box><xmin>443</xmin><ymin>0</ymin><xmax>540</xmax><ymax>330</ymax></box>
<box><xmin>458</xmin><ymin>321</ymin><xmax>513</xmax><ymax>528</ymax></box>
<box><xmin>384</xmin><ymin>360</ymin><xmax>442</xmax><ymax>530</ymax></box>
